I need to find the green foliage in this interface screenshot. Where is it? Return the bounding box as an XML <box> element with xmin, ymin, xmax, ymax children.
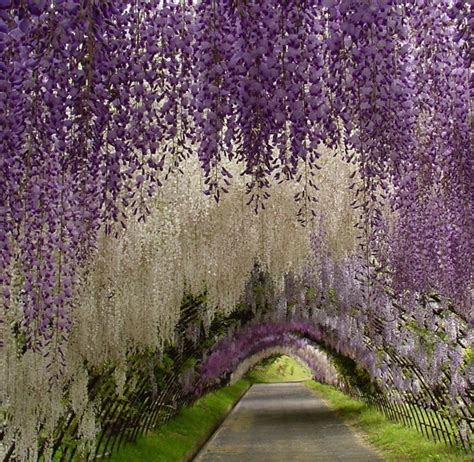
<box><xmin>462</xmin><ymin>348</ymin><xmax>472</xmax><ymax>367</ymax></box>
<box><xmin>326</xmin><ymin>288</ymin><xmax>337</xmax><ymax>303</ymax></box>
<box><xmin>328</xmin><ymin>350</ymin><xmax>378</xmax><ymax>394</ymax></box>
<box><xmin>305</xmin><ymin>287</ymin><xmax>317</xmax><ymax>303</ymax></box>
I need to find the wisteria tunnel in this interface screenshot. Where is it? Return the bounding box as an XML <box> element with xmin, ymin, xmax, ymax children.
<box><xmin>0</xmin><ymin>0</ymin><xmax>472</xmax><ymax>461</ymax></box>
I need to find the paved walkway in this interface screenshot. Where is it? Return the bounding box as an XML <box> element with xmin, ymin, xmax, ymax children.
<box><xmin>194</xmin><ymin>382</ymin><xmax>384</xmax><ymax>462</ymax></box>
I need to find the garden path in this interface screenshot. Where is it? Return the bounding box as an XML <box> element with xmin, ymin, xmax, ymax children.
<box><xmin>194</xmin><ymin>382</ymin><xmax>384</xmax><ymax>462</ymax></box>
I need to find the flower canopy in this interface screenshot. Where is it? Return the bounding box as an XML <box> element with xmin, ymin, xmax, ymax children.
<box><xmin>0</xmin><ymin>0</ymin><xmax>472</xmax><ymax>460</ymax></box>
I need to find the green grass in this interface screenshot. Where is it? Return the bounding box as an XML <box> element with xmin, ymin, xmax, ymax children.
<box><xmin>305</xmin><ymin>381</ymin><xmax>471</xmax><ymax>462</ymax></box>
<box><xmin>108</xmin><ymin>378</ymin><xmax>251</xmax><ymax>462</ymax></box>
<box><xmin>246</xmin><ymin>354</ymin><xmax>312</xmax><ymax>383</ymax></box>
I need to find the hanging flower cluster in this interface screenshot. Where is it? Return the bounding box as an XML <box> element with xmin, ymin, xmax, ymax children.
<box><xmin>70</xmin><ymin>157</ymin><xmax>311</xmax><ymax>368</ymax></box>
<box><xmin>1</xmin><ymin>0</ymin><xmax>470</xmax><ymax>353</ymax></box>
<box><xmin>0</xmin><ymin>0</ymin><xmax>472</xmax><ymax>459</ymax></box>
<box><xmin>386</xmin><ymin>1</ymin><xmax>472</xmax><ymax>309</ymax></box>
<box><xmin>299</xmin><ymin>216</ymin><xmax>472</xmax><ymax>444</ymax></box>
<box><xmin>1</xmin><ymin>0</ymin><xmax>165</xmax><ymax>353</ymax></box>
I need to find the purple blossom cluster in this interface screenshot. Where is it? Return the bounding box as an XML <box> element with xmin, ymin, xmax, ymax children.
<box><xmin>1</xmin><ymin>1</ymin><xmax>192</xmax><ymax>352</ymax></box>
<box><xmin>0</xmin><ymin>1</ymin><xmax>471</xmax><ymax>385</ymax></box>
<box><xmin>305</xmin><ymin>224</ymin><xmax>472</xmax><ymax>420</ymax></box>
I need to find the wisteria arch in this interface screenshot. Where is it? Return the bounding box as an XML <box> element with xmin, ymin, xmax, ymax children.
<box><xmin>0</xmin><ymin>0</ymin><xmax>472</xmax><ymax>460</ymax></box>
<box><xmin>191</xmin><ymin>320</ymin><xmax>344</xmax><ymax>396</ymax></box>
<box><xmin>228</xmin><ymin>346</ymin><xmax>339</xmax><ymax>387</ymax></box>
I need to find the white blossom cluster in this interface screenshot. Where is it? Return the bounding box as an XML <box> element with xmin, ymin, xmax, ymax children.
<box><xmin>73</xmin><ymin>155</ymin><xmax>317</xmax><ymax>366</ymax></box>
<box><xmin>1</xmin><ymin>149</ymin><xmax>358</xmax><ymax>460</ymax></box>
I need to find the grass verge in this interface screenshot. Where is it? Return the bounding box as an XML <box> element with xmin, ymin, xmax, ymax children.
<box><xmin>305</xmin><ymin>381</ymin><xmax>471</xmax><ymax>462</ymax></box>
<box><xmin>108</xmin><ymin>378</ymin><xmax>251</xmax><ymax>462</ymax></box>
